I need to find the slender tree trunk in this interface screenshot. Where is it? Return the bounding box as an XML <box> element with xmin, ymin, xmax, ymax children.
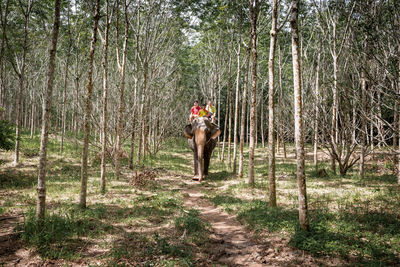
<box><xmin>228</xmin><ymin>85</ymin><xmax>233</xmax><ymax>166</ymax></box>
<box><xmin>36</xmin><ymin>0</ymin><xmax>61</xmax><ymax>221</ymax></box>
<box><xmin>100</xmin><ymin>0</ymin><xmax>110</xmax><ymax>194</ymax></box>
<box><xmin>359</xmin><ymin>43</ymin><xmax>367</xmax><ymax>178</ymax></box>
<box><xmin>246</xmin><ymin>94</ymin><xmax>251</xmax><ymax>146</ymax></box>
<box><xmin>80</xmin><ymin>0</ymin><xmax>100</xmax><ymax>209</ymax></box>
<box><xmin>227</xmin><ymin>33</ymin><xmax>234</xmax><ymax>166</ymax></box>
<box><xmin>74</xmin><ymin>75</ymin><xmax>79</xmax><ymax>143</ymax></box>
<box><xmin>233</xmin><ymin>38</ymin><xmax>241</xmax><ymax>174</ymax></box>
<box><xmin>222</xmin><ymin>34</ymin><xmax>234</xmax><ymax>163</ymax></box>
<box><xmin>268</xmin><ymin>0</ymin><xmax>278</xmax><ymax>207</ymax></box>
<box><xmin>398</xmin><ymin>25</ymin><xmax>400</xmax><ymax>185</ymax></box>
<box><xmin>0</xmin><ymin>0</ymin><xmax>9</xmax><ymax>117</ymax></box>
<box><xmin>115</xmin><ymin>0</ymin><xmax>129</xmax><ymax>179</ymax></box>
<box><xmin>377</xmin><ymin>91</ymin><xmax>383</xmax><ymax>147</ymax></box>
<box><xmin>30</xmin><ymin>91</ymin><xmax>35</xmax><ymax>138</ymax></box>
<box><xmin>221</xmin><ymin>88</ymin><xmax>229</xmax><ymax>161</ymax></box>
<box><xmin>393</xmin><ymin>81</ymin><xmax>397</xmax><ymax>151</ymax></box>
<box><xmin>290</xmin><ymin>0</ymin><xmax>309</xmax><ymax>231</ymax></box>
<box><xmin>60</xmin><ymin>12</ymin><xmax>71</xmax><ymax>153</ymax></box>
<box><xmin>248</xmin><ymin>0</ymin><xmax>259</xmax><ymax>186</ymax></box>
<box><xmin>314</xmin><ymin>47</ymin><xmax>321</xmax><ymax>170</ymax></box>
<box><xmin>260</xmin><ymin>87</ymin><xmax>265</xmax><ymax>148</ymax></box>
<box><xmin>136</xmin><ymin>4</ymin><xmax>142</xmax><ymax>165</ymax></box>
<box><xmin>217</xmin><ymin>72</ymin><xmax>221</xmax><ymax>159</ymax></box>
<box><xmin>352</xmin><ymin>92</ymin><xmax>356</xmax><ymax>145</ymax></box>
<box><xmin>14</xmin><ymin>3</ymin><xmax>31</xmax><ymax>165</ymax></box>
<box><xmin>370</xmin><ymin>90</ymin><xmax>374</xmax><ymax>150</ymax></box>
<box><xmin>278</xmin><ymin>43</ymin><xmax>286</xmax><ymax>159</ymax></box>
<box><xmin>141</xmin><ymin>65</ymin><xmax>148</xmax><ymax>160</ymax></box>
<box><xmin>331</xmin><ymin>51</ymin><xmax>338</xmax><ymax>174</ymax></box>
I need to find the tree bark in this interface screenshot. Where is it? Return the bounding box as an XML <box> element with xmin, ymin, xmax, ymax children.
<box><xmin>233</xmin><ymin>37</ymin><xmax>241</xmax><ymax>174</ymax></box>
<box><xmin>359</xmin><ymin>41</ymin><xmax>367</xmax><ymax>179</ymax></box>
<box><xmin>36</xmin><ymin>0</ymin><xmax>61</xmax><ymax>221</ymax></box>
<box><xmin>100</xmin><ymin>0</ymin><xmax>110</xmax><ymax>194</ymax></box>
<box><xmin>290</xmin><ymin>0</ymin><xmax>309</xmax><ymax>231</ymax></box>
<box><xmin>277</xmin><ymin>43</ymin><xmax>286</xmax><ymax>159</ymax></box>
<box><xmin>248</xmin><ymin>0</ymin><xmax>259</xmax><ymax>186</ymax></box>
<box><xmin>394</xmin><ymin>0</ymin><xmax>400</xmax><ymax>184</ymax></box>
<box><xmin>221</xmin><ymin>83</ymin><xmax>229</xmax><ymax>161</ymax></box>
<box><xmin>227</xmin><ymin>33</ymin><xmax>234</xmax><ymax>166</ymax></box>
<box><xmin>267</xmin><ymin>0</ymin><xmax>278</xmax><ymax>207</ymax></box>
<box><xmin>115</xmin><ymin>0</ymin><xmax>129</xmax><ymax>179</ymax></box>
<box><xmin>222</xmin><ymin>33</ymin><xmax>234</xmax><ymax>162</ymax></box>
<box><xmin>13</xmin><ymin>1</ymin><xmax>32</xmax><ymax>165</ymax></box>
<box><xmin>0</xmin><ymin>0</ymin><xmax>9</xmax><ymax>117</ymax></box>
<box><xmin>60</xmin><ymin>6</ymin><xmax>72</xmax><ymax>154</ymax></box>
<box><xmin>314</xmin><ymin>46</ymin><xmax>321</xmax><ymax>170</ymax></box>
<box><xmin>331</xmin><ymin>50</ymin><xmax>338</xmax><ymax>174</ymax></box>
<box><xmin>80</xmin><ymin>0</ymin><xmax>100</xmax><ymax>209</ymax></box>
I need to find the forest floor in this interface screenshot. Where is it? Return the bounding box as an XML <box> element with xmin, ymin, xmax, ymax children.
<box><xmin>1</xmin><ymin>133</ymin><xmax>400</xmax><ymax>266</ymax></box>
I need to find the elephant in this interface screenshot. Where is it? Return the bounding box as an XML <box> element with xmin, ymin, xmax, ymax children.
<box><xmin>184</xmin><ymin>117</ymin><xmax>221</xmax><ymax>182</ymax></box>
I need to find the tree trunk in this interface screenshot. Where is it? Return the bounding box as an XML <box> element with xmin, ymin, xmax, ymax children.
<box><xmin>278</xmin><ymin>43</ymin><xmax>286</xmax><ymax>159</ymax></box>
<box><xmin>221</xmin><ymin>86</ymin><xmax>229</xmax><ymax>161</ymax></box>
<box><xmin>100</xmin><ymin>0</ymin><xmax>110</xmax><ymax>194</ymax></box>
<box><xmin>115</xmin><ymin>0</ymin><xmax>129</xmax><ymax>179</ymax></box>
<box><xmin>268</xmin><ymin>0</ymin><xmax>278</xmax><ymax>207</ymax></box>
<box><xmin>135</xmin><ymin>5</ymin><xmax>142</xmax><ymax>165</ymax></box>
<box><xmin>217</xmin><ymin>72</ymin><xmax>221</xmax><ymax>159</ymax></box>
<box><xmin>359</xmin><ymin>42</ymin><xmax>367</xmax><ymax>179</ymax></box>
<box><xmin>314</xmin><ymin>47</ymin><xmax>321</xmax><ymax>170</ymax></box>
<box><xmin>248</xmin><ymin>0</ymin><xmax>259</xmax><ymax>186</ymax></box>
<box><xmin>30</xmin><ymin>91</ymin><xmax>35</xmax><ymax>139</ymax></box>
<box><xmin>290</xmin><ymin>0</ymin><xmax>309</xmax><ymax>231</ymax></box>
<box><xmin>233</xmin><ymin>37</ymin><xmax>241</xmax><ymax>174</ymax></box>
<box><xmin>227</xmin><ymin>33</ymin><xmax>234</xmax><ymax>166</ymax></box>
<box><xmin>331</xmin><ymin>51</ymin><xmax>338</xmax><ymax>174</ymax></box>
<box><xmin>398</xmin><ymin>24</ymin><xmax>400</xmax><ymax>185</ymax></box>
<box><xmin>141</xmin><ymin>65</ymin><xmax>148</xmax><ymax>161</ymax></box>
<box><xmin>80</xmin><ymin>0</ymin><xmax>100</xmax><ymax>209</ymax></box>
<box><xmin>260</xmin><ymin>87</ymin><xmax>265</xmax><ymax>149</ymax></box>
<box><xmin>14</xmin><ymin>3</ymin><xmax>31</xmax><ymax>165</ymax></box>
<box><xmin>370</xmin><ymin>90</ymin><xmax>374</xmax><ymax>150</ymax></box>
<box><xmin>60</xmin><ymin>10</ymin><xmax>71</xmax><ymax>153</ymax></box>
<box><xmin>36</xmin><ymin>0</ymin><xmax>61</xmax><ymax>221</ymax></box>
<box><xmin>0</xmin><ymin>0</ymin><xmax>9</xmax><ymax>118</ymax></box>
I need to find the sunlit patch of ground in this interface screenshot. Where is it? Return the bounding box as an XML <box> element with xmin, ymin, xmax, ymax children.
<box><xmin>204</xmin><ymin>144</ymin><xmax>400</xmax><ymax>265</ymax></box>
<box><xmin>1</xmin><ymin>135</ymin><xmax>400</xmax><ymax>265</ymax></box>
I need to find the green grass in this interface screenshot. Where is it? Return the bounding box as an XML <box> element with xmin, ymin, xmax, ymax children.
<box><xmin>18</xmin><ymin>206</ymin><xmax>111</xmax><ymax>259</ymax></box>
<box><xmin>2</xmin><ymin>131</ymin><xmax>400</xmax><ymax>265</ymax></box>
<box><xmin>204</xmin><ymin>147</ymin><xmax>400</xmax><ymax>265</ymax></box>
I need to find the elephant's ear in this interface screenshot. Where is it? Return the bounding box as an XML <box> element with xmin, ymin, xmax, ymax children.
<box><xmin>184</xmin><ymin>124</ymin><xmax>193</xmax><ymax>139</ymax></box>
<box><xmin>210</xmin><ymin>124</ymin><xmax>221</xmax><ymax>140</ymax></box>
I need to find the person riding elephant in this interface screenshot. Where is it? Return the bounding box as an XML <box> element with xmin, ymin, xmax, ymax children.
<box><xmin>184</xmin><ymin>117</ymin><xmax>221</xmax><ymax>182</ymax></box>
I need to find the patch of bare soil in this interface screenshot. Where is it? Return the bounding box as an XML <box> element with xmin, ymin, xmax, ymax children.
<box><xmin>181</xmin><ymin>180</ymin><xmax>341</xmax><ymax>267</ymax></box>
<box><xmin>183</xmin><ymin>182</ymin><xmax>266</xmax><ymax>266</ymax></box>
<box><xmin>0</xmin><ymin>213</ymin><xmax>34</xmax><ymax>267</ymax></box>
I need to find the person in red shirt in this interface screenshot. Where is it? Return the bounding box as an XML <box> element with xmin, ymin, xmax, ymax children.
<box><xmin>190</xmin><ymin>100</ymin><xmax>201</xmax><ymax>122</ymax></box>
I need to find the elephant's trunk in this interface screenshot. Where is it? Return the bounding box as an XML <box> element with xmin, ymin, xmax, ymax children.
<box><xmin>197</xmin><ymin>144</ymin><xmax>204</xmax><ymax>181</ymax></box>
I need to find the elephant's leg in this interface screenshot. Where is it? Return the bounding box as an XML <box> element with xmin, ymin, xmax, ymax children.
<box><xmin>197</xmin><ymin>146</ymin><xmax>204</xmax><ymax>182</ymax></box>
<box><xmin>193</xmin><ymin>150</ymin><xmax>198</xmax><ymax>176</ymax></box>
<box><xmin>190</xmin><ymin>138</ymin><xmax>198</xmax><ymax>176</ymax></box>
<box><xmin>204</xmin><ymin>152</ymin><xmax>210</xmax><ymax>175</ymax></box>
<box><xmin>204</xmin><ymin>141</ymin><xmax>216</xmax><ymax>175</ymax></box>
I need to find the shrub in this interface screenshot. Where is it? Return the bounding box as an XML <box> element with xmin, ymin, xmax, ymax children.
<box><xmin>0</xmin><ymin>120</ymin><xmax>15</xmax><ymax>150</ymax></box>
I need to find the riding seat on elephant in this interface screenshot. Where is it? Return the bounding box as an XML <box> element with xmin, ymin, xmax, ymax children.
<box><xmin>184</xmin><ymin>117</ymin><xmax>221</xmax><ymax>182</ymax></box>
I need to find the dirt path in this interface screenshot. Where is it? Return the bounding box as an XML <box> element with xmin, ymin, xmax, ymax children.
<box><xmin>182</xmin><ymin>180</ymin><xmax>267</xmax><ymax>267</ymax></box>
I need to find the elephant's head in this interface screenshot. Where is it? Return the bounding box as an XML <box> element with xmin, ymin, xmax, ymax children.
<box><xmin>184</xmin><ymin>116</ymin><xmax>220</xmax><ymax>142</ymax></box>
<box><xmin>184</xmin><ymin>117</ymin><xmax>221</xmax><ymax>181</ymax></box>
